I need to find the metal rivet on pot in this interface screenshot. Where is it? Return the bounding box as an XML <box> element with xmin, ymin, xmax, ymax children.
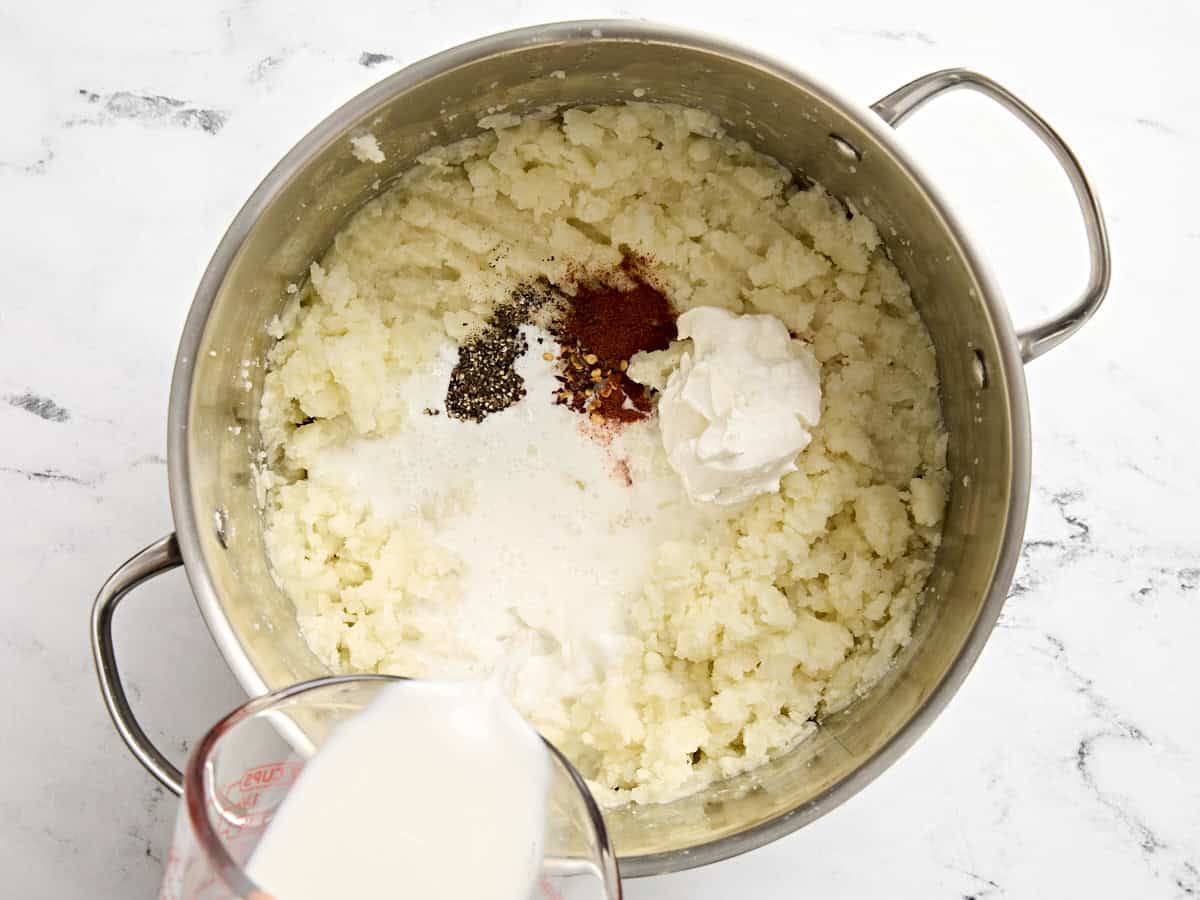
<box><xmin>972</xmin><ymin>349</ymin><xmax>989</xmax><ymax>389</ymax></box>
<box><xmin>829</xmin><ymin>133</ymin><xmax>862</xmax><ymax>162</ymax></box>
<box><xmin>213</xmin><ymin>508</ymin><xmax>230</xmax><ymax>549</ymax></box>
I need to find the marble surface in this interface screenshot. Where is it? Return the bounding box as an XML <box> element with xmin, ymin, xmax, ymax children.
<box><xmin>2</xmin><ymin>0</ymin><xmax>1196</xmax><ymax>896</ymax></box>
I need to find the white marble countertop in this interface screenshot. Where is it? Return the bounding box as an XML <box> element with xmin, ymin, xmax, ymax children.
<box><xmin>2</xmin><ymin>0</ymin><xmax>1196</xmax><ymax>897</ymax></box>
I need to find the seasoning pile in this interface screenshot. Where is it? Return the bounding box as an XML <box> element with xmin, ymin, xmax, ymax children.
<box><xmin>445</xmin><ymin>285</ymin><xmax>556</xmax><ymax>423</ymax></box>
<box><xmin>552</xmin><ymin>278</ymin><xmax>675</xmax><ymax>424</ymax></box>
<box><xmin>444</xmin><ymin>263</ymin><xmax>677</xmax><ymax>435</ymax></box>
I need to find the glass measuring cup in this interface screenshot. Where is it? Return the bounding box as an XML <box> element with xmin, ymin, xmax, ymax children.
<box><xmin>159</xmin><ymin>675</ymin><xmax>622</xmax><ymax>899</ymax></box>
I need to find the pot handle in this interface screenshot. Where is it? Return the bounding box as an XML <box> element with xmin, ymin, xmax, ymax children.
<box><xmin>871</xmin><ymin>68</ymin><xmax>1111</xmax><ymax>363</ymax></box>
<box><xmin>90</xmin><ymin>533</ymin><xmax>186</xmax><ymax>796</ymax></box>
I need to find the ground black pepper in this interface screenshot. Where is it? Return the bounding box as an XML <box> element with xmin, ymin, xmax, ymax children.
<box><xmin>444</xmin><ymin>284</ymin><xmax>557</xmax><ymax>422</ymax></box>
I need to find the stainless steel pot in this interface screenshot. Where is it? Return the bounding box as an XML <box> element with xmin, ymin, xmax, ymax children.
<box><xmin>91</xmin><ymin>21</ymin><xmax>1109</xmax><ymax>876</ymax></box>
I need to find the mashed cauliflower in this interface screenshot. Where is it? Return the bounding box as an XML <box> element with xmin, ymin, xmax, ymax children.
<box><xmin>259</xmin><ymin>103</ymin><xmax>948</xmax><ymax>805</ymax></box>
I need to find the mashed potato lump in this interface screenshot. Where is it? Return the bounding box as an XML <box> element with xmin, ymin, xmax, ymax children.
<box><xmin>258</xmin><ymin>103</ymin><xmax>948</xmax><ymax>805</ymax></box>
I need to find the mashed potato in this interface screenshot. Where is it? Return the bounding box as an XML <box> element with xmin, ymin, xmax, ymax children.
<box><xmin>259</xmin><ymin>103</ymin><xmax>948</xmax><ymax>804</ymax></box>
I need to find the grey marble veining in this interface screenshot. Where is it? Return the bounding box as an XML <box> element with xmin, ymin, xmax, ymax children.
<box><xmin>1</xmin><ymin>1</ymin><xmax>1196</xmax><ymax>897</ymax></box>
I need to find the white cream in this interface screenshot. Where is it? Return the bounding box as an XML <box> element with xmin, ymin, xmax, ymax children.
<box><xmin>245</xmin><ymin>681</ymin><xmax>549</xmax><ymax>900</ymax></box>
<box><xmin>652</xmin><ymin>307</ymin><xmax>822</xmax><ymax>507</ymax></box>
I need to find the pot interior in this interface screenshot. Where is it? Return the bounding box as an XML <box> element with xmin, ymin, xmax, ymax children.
<box><xmin>176</xmin><ymin>24</ymin><xmax>1022</xmax><ymax>874</ymax></box>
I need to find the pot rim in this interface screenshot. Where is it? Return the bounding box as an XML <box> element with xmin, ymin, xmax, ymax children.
<box><xmin>166</xmin><ymin>18</ymin><xmax>1031</xmax><ymax>876</ymax></box>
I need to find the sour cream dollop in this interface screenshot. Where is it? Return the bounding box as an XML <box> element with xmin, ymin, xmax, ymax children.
<box><xmin>653</xmin><ymin>307</ymin><xmax>822</xmax><ymax>507</ymax></box>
